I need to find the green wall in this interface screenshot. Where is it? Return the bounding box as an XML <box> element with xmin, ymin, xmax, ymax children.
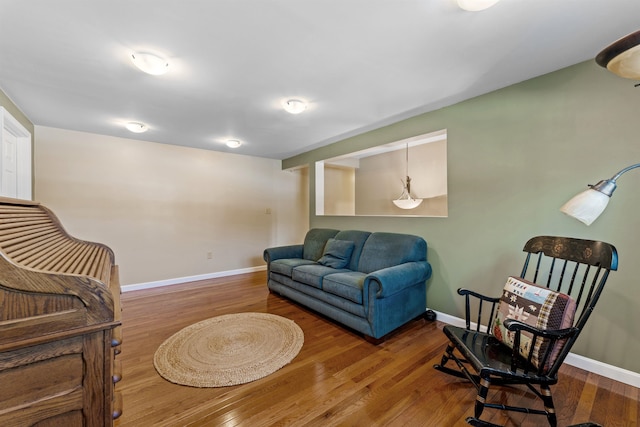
<box><xmin>284</xmin><ymin>60</ymin><xmax>640</xmax><ymax>373</ymax></box>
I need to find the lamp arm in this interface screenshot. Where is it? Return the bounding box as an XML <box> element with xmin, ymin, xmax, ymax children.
<box><xmin>611</xmin><ymin>163</ymin><xmax>640</xmax><ymax>181</ymax></box>
<box><xmin>591</xmin><ymin>163</ymin><xmax>640</xmax><ymax>197</ymax></box>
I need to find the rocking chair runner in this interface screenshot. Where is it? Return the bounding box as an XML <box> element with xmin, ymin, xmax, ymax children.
<box><xmin>434</xmin><ymin>236</ymin><xmax>618</xmax><ymax>427</ymax></box>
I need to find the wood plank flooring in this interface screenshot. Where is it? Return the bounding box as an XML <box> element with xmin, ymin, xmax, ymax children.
<box><xmin>115</xmin><ymin>271</ymin><xmax>639</xmax><ymax>427</ymax></box>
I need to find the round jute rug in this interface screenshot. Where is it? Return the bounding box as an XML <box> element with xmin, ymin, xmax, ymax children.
<box><xmin>153</xmin><ymin>312</ymin><xmax>304</xmax><ymax>387</ymax></box>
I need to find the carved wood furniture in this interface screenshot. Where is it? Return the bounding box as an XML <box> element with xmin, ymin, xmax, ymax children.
<box><xmin>0</xmin><ymin>197</ymin><xmax>122</xmax><ymax>426</ymax></box>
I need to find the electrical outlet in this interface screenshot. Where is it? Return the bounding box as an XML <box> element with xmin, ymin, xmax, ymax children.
<box><xmin>265</xmin><ymin>208</ymin><xmax>272</xmax><ymax>215</ymax></box>
<box><xmin>207</xmin><ymin>252</ymin><xmax>212</xmax><ymax>259</ymax></box>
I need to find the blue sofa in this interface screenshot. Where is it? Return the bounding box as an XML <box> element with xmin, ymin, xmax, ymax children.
<box><xmin>263</xmin><ymin>229</ymin><xmax>432</xmax><ymax>341</ymax></box>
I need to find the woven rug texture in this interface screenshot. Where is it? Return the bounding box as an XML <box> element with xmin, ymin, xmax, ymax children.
<box><xmin>153</xmin><ymin>312</ymin><xmax>304</xmax><ymax>387</ymax></box>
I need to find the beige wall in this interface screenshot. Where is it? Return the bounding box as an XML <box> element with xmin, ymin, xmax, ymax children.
<box><xmin>324</xmin><ymin>165</ymin><xmax>355</xmax><ymax>215</ymax></box>
<box><xmin>34</xmin><ymin>126</ymin><xmax>309</xmax><ymax>285</ymax></box>
<box><xmin>284</xmin><ymin>60</ymin><xmax>640</xmax><ymax>374</ymax></box>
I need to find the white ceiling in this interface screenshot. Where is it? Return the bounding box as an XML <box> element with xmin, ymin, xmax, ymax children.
<box><xmin>1</xmin><ymin>0</ymin><xmax>639</xmax><ymax>160</ymax></box>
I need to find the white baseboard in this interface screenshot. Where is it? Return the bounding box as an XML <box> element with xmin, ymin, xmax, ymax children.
<box><xmin>121</xmin><ymin>265</ymin><xmax>267</xmax><ymax>293</ymax></box>
<box><xmin>432</xmin><ymin>310</ymin><xmax>640</xmax><ymax>389</ymax></box>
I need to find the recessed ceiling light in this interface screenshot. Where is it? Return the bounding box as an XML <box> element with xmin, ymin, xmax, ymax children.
<box><xmin>282</xmin><ymin>99</ymin><xmax>307</xmax><ymax>114</ymax></box>
<box><xmin>125</xmin><ymin>122</ymin><xmax>148</xmax><ymax>133</ymax></box>
<box><xmin>131</xmin><ymin>52</ymin><xmax>169</xmax><ymax>75</ymax></box>
<box><xmin>457</xmin><ymin>0</ymin><xmax>500</xmax><ymax>11</ymax></box>
<box><xmin>226</xmin><ymin>139</ymin><xmax>241</xmax><ymax>148</ymax></box>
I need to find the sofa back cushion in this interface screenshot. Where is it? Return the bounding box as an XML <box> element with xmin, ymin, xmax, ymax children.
<box><xmin>332</xmin><ymin>230</ymin><xmax>372</xmax><ymax>271</ymax></box>
<box><xmin>302</xmin><ymin>228</ymin><xmax>340</xmax><ymax>261</ymax></box>
<box><xmin>357</xmin><ymin>232</ymin><xmax>427</xmax><ymax>273</ymax></box>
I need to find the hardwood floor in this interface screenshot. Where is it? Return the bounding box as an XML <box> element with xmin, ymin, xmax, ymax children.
<box><xmin>115</xmin><ymin>271</ymin><xmax>639</xmax><ymax>427</ymax></box>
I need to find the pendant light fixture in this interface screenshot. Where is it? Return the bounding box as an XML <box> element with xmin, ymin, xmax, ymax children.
<box><xmin>393</xmin><ymin>143</ymin><xmax>423</xmax><ymax>210</ymax></box>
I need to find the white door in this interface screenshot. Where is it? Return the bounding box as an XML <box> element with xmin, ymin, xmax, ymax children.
<box><xmin>1</xmin><ymin>127</ymin><xmax>17</xmax><ymax>198</ymax></box>
<box><xmin>0</xmin><ymin>107</ymin><xmax>31</xmax><ymax>200</ymax></box>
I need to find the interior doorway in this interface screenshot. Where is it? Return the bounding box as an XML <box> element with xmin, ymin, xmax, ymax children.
<box><xmin>0</xmin><ymin>107</ymin><xmax>32</xmax><ymax>200</ymax></box>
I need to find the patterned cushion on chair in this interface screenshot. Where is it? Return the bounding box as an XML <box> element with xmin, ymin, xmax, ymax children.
<box><xmin>493</xmin><ymin>276</ymin><xmax>577</xmax><ymax>372</ymax></box>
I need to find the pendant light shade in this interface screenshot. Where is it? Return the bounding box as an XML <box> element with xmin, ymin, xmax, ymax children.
<box><xmin>595</xmin><ymin>30</ymin><xmax>640</xmax><ymax>80</ymax></box>
<box><xmin>393</xmin><ymin>184</ymin><xmax>423</xmax><ymax>209</ymax></box>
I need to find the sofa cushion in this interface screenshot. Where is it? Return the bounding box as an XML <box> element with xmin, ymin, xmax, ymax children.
<box><xmin>358</xmin><ymin>232</ymin><xmax>427</xmax><ymax>274</ymax></box>
<box><xmin>492</xmin><ymin>276</ymin><xmax>577</xmax><ymax>372</ymax></box>
<box><xmin>333</xmin><ymin>230</ymin><xmax>371</xmax><ymax>271</ymax></box>
<box><xmin>270</xmin><ymin>258</ymin><xmax>317</xmax><ymax>277</ymax></box>
<box><xmin>323</xmin><ymin>271</ymin><xmax>367</xmax><ymax>304</ymax></box>
<box><xmin>317</xmin><ymin>238</ymin><xmax>355</xmax><ymax>269</ymax></box>
<box><xmin>302</xmin><ymin>228</ymin><xmax>340</xmax><ymax>261</ymax></box>
<box><xmin>292</xmin><ymin>264</ymin><xmax>349</xmax><ymax>289</ymax></box>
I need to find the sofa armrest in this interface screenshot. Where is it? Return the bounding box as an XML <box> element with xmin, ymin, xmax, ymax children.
<box><xmin>263</xmin><ymin>244</ymin><xmax>304</xmax><ymax>263</ymax></box>
<box><xmin>364</xmin><ymin>261</ymin><xmax>432</xmax><ymax>298</ymax></box>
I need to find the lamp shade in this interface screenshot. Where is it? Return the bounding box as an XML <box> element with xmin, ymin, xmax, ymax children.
<box><xmin>560</xmin><ymin>188</ymin><xmax>610</xmax><ymax>226</ymax></box>
<box><xmin>595</xmin><ymin>30</ymin><xmax>640</xmax><ymax>79</ymax></box>
<box><xmin>393</xmin><ymin>197</ymin><xmax>423</xmax><ymax>210</ymax></box>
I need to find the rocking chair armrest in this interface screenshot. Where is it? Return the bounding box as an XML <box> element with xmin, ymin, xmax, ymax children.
<box><xmin>503</xmin><ymin>319</ymin><xmax>580</xmax><ymax>374</ymax></box>
<box><xmin>503</xmin><ymin>319</ymin><xmax>579</xmax><ymax>340</ymax></box>
<box><xmin>457</xmin><ymin>288</ymin><xmax>501</xmax><ymax>303</ymax></box>
<box><xmin>457</xmin><ymin>288</ymin><xmax>501</xmax><ymax>331</ymax></box>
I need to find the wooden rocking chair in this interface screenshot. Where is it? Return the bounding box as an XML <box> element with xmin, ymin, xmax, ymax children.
<box><xmin>434</xmin><ymin>236</ymin><xmax>618</xmax><ymax>427</ymax></box>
